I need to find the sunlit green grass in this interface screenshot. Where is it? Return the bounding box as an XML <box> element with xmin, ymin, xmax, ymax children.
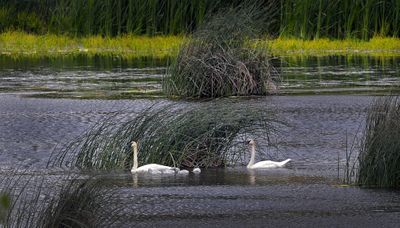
<box><xmin>0</xmin><ymin>31</ymin><xmax>183</xmax><ymax>59</ymax></box>
<box><xmin>1</xmin><ymin>32</ymin><xmax>400</xmax><ymax>58</ymax></box>
<box><xmin>265</xmin><ymin>37</ymin><xmax>400</xmax><ymax>57</ymax></box>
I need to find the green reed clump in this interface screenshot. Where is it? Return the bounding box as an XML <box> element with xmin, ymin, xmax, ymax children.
<box><xmin>37</xmin><ymin>177</ymin><xmax>121</xmax><ymax>228</ymax></box>
<box><xmin>358</xmin><ymin>96</ymin><xmax>400</xmax><ymax>188</ymax></box>
<box><xmin>1</xmin><ymin>174</ymin><xmax>123</xmax><ymax>227</ymax></box>
<box><xmin>49</xmin><ymin>101</ymin><xmax>279</xmax><ymax>170</ymax></box>
<box><xmin>164</xmin><ymin>3</ymin><xmax>279</xmax><ymax>98</ymax></box>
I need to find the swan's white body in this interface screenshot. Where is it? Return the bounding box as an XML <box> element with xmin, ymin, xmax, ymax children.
<box><xmin>192</xmin><ymin>168</ymin><xmax>201</xmax><ymax>174</ymax></box>
<box><xmin>133</xmin><ymin>164</ymin><xmax>176</xmax><ymax>173</ymax></box>
<box><xmin>246</xmin><ymin>139</ymin><xmax>291</xmax><ymax>169</ymax></box>
<box><xmin>130</xmin><ymin>141</ymin><xmax>177</xmax><ymax>174</ymax></box>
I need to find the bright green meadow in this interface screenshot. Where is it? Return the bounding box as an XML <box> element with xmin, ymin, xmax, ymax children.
<box><xmin>1</xmin><ymin>32</ymin><xmax>400</xmax><ymax>58</ymax></box>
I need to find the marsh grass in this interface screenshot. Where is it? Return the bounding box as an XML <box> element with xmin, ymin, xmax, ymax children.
<box><xmin>337</xmin><ymin>130</ymin><xmax>361</xmax><ymax>185</ymax></box>
<box><xmin>37</xmin><ymin>177</ymin><xmax>122</xmax><ymax>228</ymax></box>
<box><xmin>0</xmin><ymin>31</ymin><xmax>183</xmax><ymax>59</ymax></box>
<box><xmin>1</xmin><ymin>0</ymin><xmax>399</xmax><ymax>39</ymax></box>
<box><xmin>1</xmin><ymin>32</ymin><xmax>400</xmax><ymax>59</ymax></box>
<box><xmin>164</xmin><ymin>2</ymin><xmax>280</xmax><ymax>98</ymax></box>
<box><xmin>48</xmin><ymin>101</ymin><xmax>280</xmax><ymax>170</ymax></box>
<box><xmin>265</xmin><ymin>37</ymin><xmax>400</xmax><ymax>57</ymax></box>
<box><xmin>280</xmin><ymin>0</ymin><xmax>400</xmax><ymax>39</ymax></box>
<box><xmin>0</xmin><ymin>173</ymin><xmax>124</xmax><ymax>227</ymax></box>
<box><xmin>358</xmin><ymin>96</ymin><xmax>400</xmax><ymax>188</ymax></box>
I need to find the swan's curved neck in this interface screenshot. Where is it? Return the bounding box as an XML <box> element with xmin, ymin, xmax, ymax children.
<box><xmin>132</xmin><ymin>144</ymin><xmax>138</xmax><ymax>171</ymax></box>
<box><xmin>247</xmin><ymin>144</ymin><xmax>256</xmax><ymax>168</ymax></box>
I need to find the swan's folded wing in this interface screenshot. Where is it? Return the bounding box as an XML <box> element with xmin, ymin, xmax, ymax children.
<box><xmin>136</xmin><ymin>164</ymin><xmax>174</xmax><ymax>172</ymax></box>
<box><xmin>250</xmin><ymin>160</ymin><xmax>280</xmax><ymax>168</ymax></box>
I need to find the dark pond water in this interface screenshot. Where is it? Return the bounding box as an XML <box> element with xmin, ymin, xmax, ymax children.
<box><xmin>0</xmin><ymin>55</ymin><xmax>399</xmax><ymax>227</ymax></box>
<box><xmin>0</xmin><ymin>55</ymin><xmax>399</xmax><ymax>98</ymax></box>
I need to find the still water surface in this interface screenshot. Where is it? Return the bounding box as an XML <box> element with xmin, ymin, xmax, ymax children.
<box><xmin>0</xmin><ymin>55</ymin><xmax>399</xmax><ymax>227</ymax></box>
<box><xmin>0</xmin><ymin>55</ymin><xmax>399</xmax><ymax>98</ymax></box>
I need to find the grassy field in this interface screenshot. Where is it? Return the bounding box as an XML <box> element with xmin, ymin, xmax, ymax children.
<box><xmin>267</xmin><ymin>37</ymin><xmax>400</xmax><ymax>57</ymax></box>
<box><xmin>1</xmin><ymin>32</ymin><xmax>400</xmax><ymax>58</ymax></box>
<box><xmin>0</xmin><ymin>31</ymin><xmax>183</xmax><ymax>59</ymax></box>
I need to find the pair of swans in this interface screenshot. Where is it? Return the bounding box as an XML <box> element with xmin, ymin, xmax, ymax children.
<box><xmin>130</xmin><ymin>139</ymin><xmax>291</xmax><ymax>174</ymax></box>
<box><xmin>130</xmin><ymin>141</ymin><xmax>201</xmax><ymax>175</ymax></box>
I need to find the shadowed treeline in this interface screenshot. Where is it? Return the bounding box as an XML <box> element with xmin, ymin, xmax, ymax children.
<box><xmin>0</xmin><ymin>0</ymin><xmax>399</xmax><ymax>39</ymax></box>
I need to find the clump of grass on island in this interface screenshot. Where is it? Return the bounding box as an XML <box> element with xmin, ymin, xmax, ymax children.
<box><xmin>48</xmin><ymin>101</ymin><xmax>280</xmax><ymax>170</ymax></box>
<box><xmin>163</xmin><ymin>3</ymin><xmax>280</xmax><ymax>98</ymax></box>
<box><xmin>358</xmin><ymin>96</ymin><xmax>400</xmax><ymax>188</ymax></box>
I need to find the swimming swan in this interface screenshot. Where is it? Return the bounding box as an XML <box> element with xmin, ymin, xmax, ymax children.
<box><xmin>130</xmin><ymin>141</ymin><xmax>178</xmax><ymax>174</ymax></box>
<box><xmin>246</xmin><ymin>139</ymin><xmax>291</xmax><ymax>169</ymax></box>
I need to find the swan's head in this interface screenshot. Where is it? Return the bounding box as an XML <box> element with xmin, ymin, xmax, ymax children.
<box><xmin>247</xmin><ymin>139</ymin><xmax>256</xmax><ymax>146</ymax></box>
<box><xmin>131</xmin><ymin>141</ymin><xmax>138</xmax><ymax>148</ymax></box>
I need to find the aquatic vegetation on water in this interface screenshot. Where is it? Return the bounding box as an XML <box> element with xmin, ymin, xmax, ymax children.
<box><xmin>0</xmin><ymin>174</ymin><xmax>123</xmax><ymax>227</ymax></box>
<box><xmin>164</xmin><ymin>3</ymin><xmax>279</xmax><ymax>98</ymax></box>
<box><xmin>358</xmin><ymin>96</ymin><xmax>400</xmax><ymax>188</ymax></box>
<box><xmin>0</xmin><ymin>193</ymin><xmax>10</xmax><ymax>224</ymax></box>
<box><xmin>48</xmin><ymin>101</ymin><xmax>280</xmax><ymax>170</ymax></box>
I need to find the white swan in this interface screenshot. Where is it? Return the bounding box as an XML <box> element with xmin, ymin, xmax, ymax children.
<box><xmin>192</xmin><ymin>168</ymin><xmax>201</xmax><ymax>174</ymax></box>
<box><xmin>130</xmin><ymin>141</ymin><xmax>178</xmax><ymax>174</ymax></box>
<box><xmin>246</xmin><ymin>139</ymin><xmax>291</xmax><ymax>169</ymax></box>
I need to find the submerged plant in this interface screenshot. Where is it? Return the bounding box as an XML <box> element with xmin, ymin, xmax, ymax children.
<box><xmin>163</xmin><ymin>2</ymin><xmax>279</xmax><ymax>98</ymax></box>
<box><xmin>0</xmin><ymin>193</ymin><xmax>10</xmax><ymax>224</ymax></box>
<box><xmin>49</xmin><ymin>100</ymin><xmax>280</xmax><ymax>170</ymax></box>
<box><xmin>358</xmin><ymin>96</ymin><xmax>400</xmax><ymax>188</ymax></box>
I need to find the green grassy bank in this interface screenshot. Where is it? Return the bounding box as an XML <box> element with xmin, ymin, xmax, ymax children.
<box><xmin>1</xmin><ymin>32</ymin><xmax>400</xmax><ymax>58</ymax></box>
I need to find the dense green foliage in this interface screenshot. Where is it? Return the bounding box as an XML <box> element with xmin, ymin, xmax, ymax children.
<box><xmin>1</xmin><ymin>0</ymin><xmax>399</xmax><ymax>39</ymax></box>
<box><xmin>358</xmin><ymin>96</ymin><xmax>400</xmax><ymax>188</ymax></box>
<box><xmin>280</xmin><ymin>0</ymin><xmax>400</xmax><ymax>39</ymax></box>
<box><xmin>0</xmin><ymin>0</ymin><xmax>248</xmax><ymax>36</ymax></box>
